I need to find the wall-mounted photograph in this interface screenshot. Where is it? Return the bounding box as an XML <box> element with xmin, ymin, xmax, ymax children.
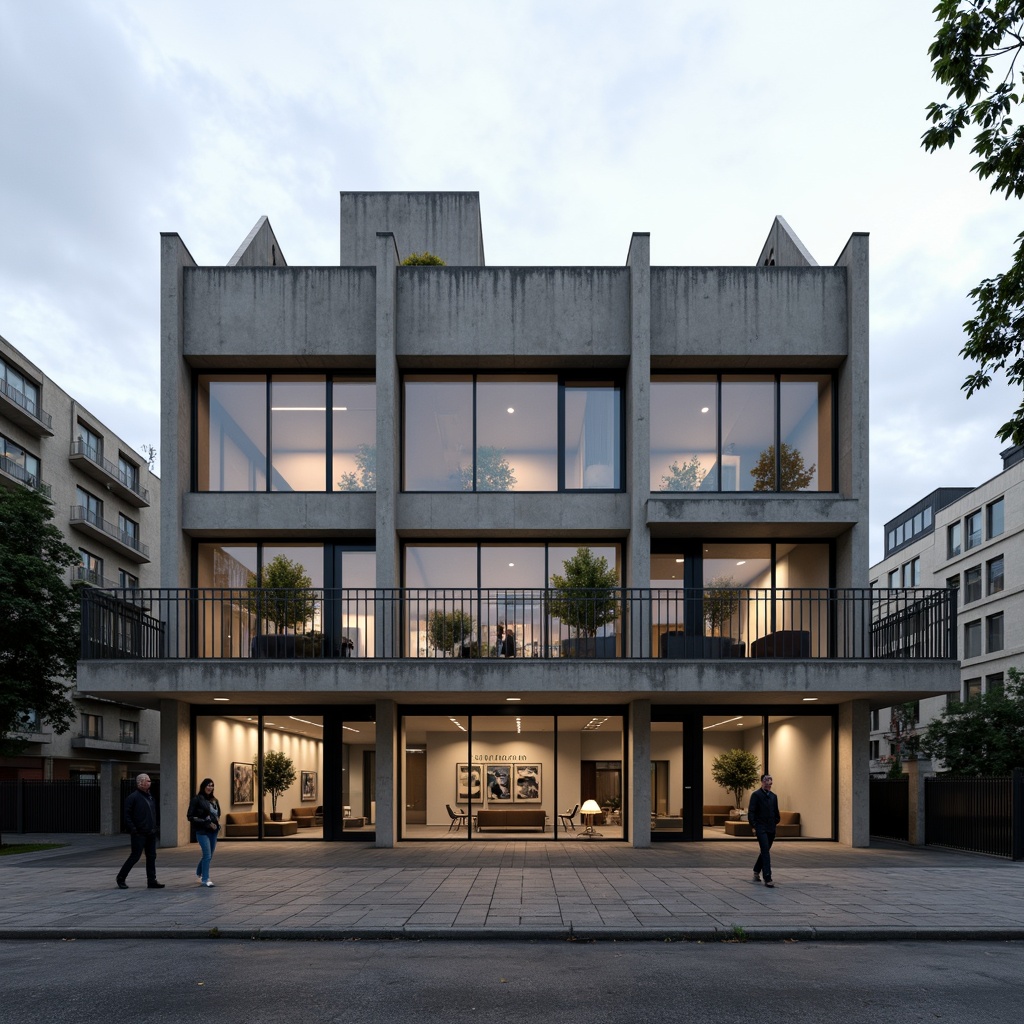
<box><xmin>486</xmin><ymin>764</ymin><xmax>512</xmax><ymax>801</ymax></box>
<box><xmin>231</xmin><ymin>761</ymin><xmax>254</xmax><ymax>805</ymax></box>
<box><xmin>514</xmin><ymin>763</ymin><xmax>541</xmax><ymax>802</ymax></box>
<box><xmin>456</xmin><ymin>763</ymin><xmax>482</xmax><ymax>804</ymax></box>
<box><xmin>301</xmin><ymin>770</ymin><xmax>317</xmax><ymax>801</ymax></box>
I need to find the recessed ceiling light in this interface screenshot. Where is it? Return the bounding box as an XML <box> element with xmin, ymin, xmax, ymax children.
<box><xmin>802</xmin><ymin>697</ymin><xmax>819</xmax><ymax>702</ymax></box>
<box><xmin>508</xmin><ymin>562</ymin><xmax>515</xmax><ymax>567</ymax></box>
<box><xmin>507</xmin><ymin>407</ymin><xmax>515</xmax><ymax>414</ymax></box>
<box><xmin>701</xmin><ymin>407</ymin><xmax>709</xmax><ymax>413</ymax></box>
<box><xmin>213</xmin><ymin>697</ymin><xmax>230</xmax><ymax>702</ymax></box>
<box><xmin>736</xmin><ymin>560</ymin><xmax>746</xmax><ymax>566</ymax></box>
<box><xmin>506</xmin><ymin>697</ymin><xmax>521</xmax><ymax>702</ymax></box>
<box><xmin>675</xmin><ymin>558</ymin><xmax>685</xmax><ymax>563</ymax></box>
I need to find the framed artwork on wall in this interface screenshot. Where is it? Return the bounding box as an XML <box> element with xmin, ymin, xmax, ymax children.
<box><xmin>301</xmin><ymin>770</ymin><xmax>317</xmax><ymax>801</ymax></box>
<box><xmin>514</xmin><ymin>763</ymin><xmax>541</xmax><ymax>802</ymax></box>
<box><xmin>456</xmin><ymin>763</ymin><xmax>482</xmax><ymax>804</ymax></box>
<box><xmin>486</xmin><ymin>764</ymin><xmax>512</xmax><ymax>801</ymax></box>
<box><xmin>231</xmin><ymin>762</ymin><xmax>254</xmax><ymax>805</ymax></box>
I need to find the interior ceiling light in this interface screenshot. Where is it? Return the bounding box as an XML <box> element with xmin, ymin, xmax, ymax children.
<box><xmin>508</xmin><ymin>561</ymin><xmax>515</xmax><ymax>567</ymax></box>
<box><xmin>702</xmin><ymin>716</ymin><xmax>742</xmax><ymax>731</ymax></box>
<box><xmin>675</xmin><ymin>558</ymin><xmax>684</xmax><ymax>563</ymax></box>
<box><xmin>802</xmin><ymin>697</ymin><xmax>819</xmax><ymax>702</ymax></box>
<box><xmin>213</xmin><ymin>697</ymin><xmax>230</xmax><ymax>702</ymax></box>
<box><xmin>342</xmin><ymin>725</ymin><xmax>361</xmax><ymax>732</ymax></box>
<box><xmin>449</xmin><ymin>717</ymin><xmax>467</xmax><ymax>732</ymax></box>
<box><xmin>583</xmin><ymin>716</ymin><xmax>609</xmax><ymax>731</ymax></box>
<box><xmin>507</xmin><ymin>407</ymin><xmax>515</xmax><ymax>414</ymax></box>
<box><xmin>701</xmin><ymin>407</ymin><xmax>709</xmax><ymax>413</ymax></box>
<box><xmin>506</xmin><ymin>697</ymin><xmax>521</xmax><ymax>702</ymax></box>
<box><xmin>289</xmin><ymin>715</ymin><xmax>323</xmax><ymax>728</ymax></box>
<box><xmin>516</xmin><ymin>717</ymin><xmax>522</xmax><ymax>733</ymax></box>
<box><xmin>736</xmin><ymin>560</ymin><xmax>746</xmax><ymax>566</ymax></box>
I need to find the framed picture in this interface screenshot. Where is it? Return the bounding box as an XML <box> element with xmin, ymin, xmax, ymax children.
<box><xmin>456</xmin><ymin>763</ymin><xmax>482</xmax><ymax>804</ymax></box>
<box><xmin>486</xmin><ymin>764</ymin><xmax>512</xmax><ymax>801</ymax></box>
<box><xmin>231</xmin><ymin>762</ymin><xmax>254</xmax><ymax>805</ymax></box>
<box><xmin>514</xmin><ymin>763</ymin><xmax>541</xmax><ymax>802</ymax></box>
<box><xmin>301</xmin><ymin>770</ymin><xmax>317</xmax><ymax>801</ymax></box>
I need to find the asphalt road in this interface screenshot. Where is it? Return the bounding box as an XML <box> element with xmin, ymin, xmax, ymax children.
<box><xmin>1</xmin><ymin>939</ymin><xmax>1022</xmax><ymax>1024</ymax></box>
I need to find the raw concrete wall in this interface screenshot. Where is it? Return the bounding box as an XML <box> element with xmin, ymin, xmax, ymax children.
<box><xmin>227</xmin><ymin>215</ymin><xmax>287</xmax><ymax>268</ymax></box>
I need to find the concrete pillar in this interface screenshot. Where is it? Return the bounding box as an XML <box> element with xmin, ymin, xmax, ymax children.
<box><xmin>99</xmin><ymin>760</ymin><xmax>122</xmax><ymax>836</ymax></box>
<box><xmin>375</xmin><ymin>699</ymin><xmax>397</xmax><ymax>848</ymax></box>
<box><xmin>159</xmin><ymin>699</ymin><xmax>191</xmax><ymax>848</ymax></box>
<box><xmin>629</xmin><ymin>699</ymin><xmax>651</xmax><ymax>847</ymax></box>
<box><xmin>904</xmin><ymin>757</ymin><xmax>928</xmax><ymax>846</ymax></box>
<box><xmin>838</xmin><ymin>699</ymin><xmax>869</xmax><ymax>847</ymax></box>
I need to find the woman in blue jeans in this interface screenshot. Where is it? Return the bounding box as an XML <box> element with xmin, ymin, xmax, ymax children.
<box><xmin>187</xmin><ymin>778</ymin><xmax>221</xmax><ymax>887</ymax></box>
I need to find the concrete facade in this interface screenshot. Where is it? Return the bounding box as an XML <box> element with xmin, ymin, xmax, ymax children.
<box><xmin>77</xmin><ymin>192</ymin><xmax>958</xmax><ymax>851</ymax></box>
<box><xmin>0</xmin><ymin>333</ymin><xmax>161</xmax><ymax>823</ymax></box>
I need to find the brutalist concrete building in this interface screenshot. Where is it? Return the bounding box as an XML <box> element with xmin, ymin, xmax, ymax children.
<box><xmin>78</xmin><ymin>192</ymin><xmax>958</xmax><ymax>848</ymax></box>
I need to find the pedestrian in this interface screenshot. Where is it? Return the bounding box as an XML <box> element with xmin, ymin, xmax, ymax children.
<box><xmin>116</xmin><ymin>773</ymin><xmax>164</xmax><ymax>889</ymax></box>
<box><xmin>748</xmin><ymin>772</ymin><xmax>780</xmax><ymax>888</ymax></box>
<box><xmin>187</xmin><ymin>777</ymin><xmax>221</xmax><ymax>887</ymax></box>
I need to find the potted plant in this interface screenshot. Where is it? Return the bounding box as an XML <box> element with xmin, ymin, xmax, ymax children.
<box><xmin>247</xmin><ymin>555</ymin><xmax>318</xmax><ymax>656</ymax></box>
<box><xmin>261</xmin><ymin>749</ymin><xmax>297</xmax><ymax>820</ymax></box>
<box><xmin>549</xmin><ymin>547</ymin><xmax>620</xmax><ymax>658</ymax></box>
<box><xmin>710</xmin><ymin>748</ymin><xmax>761</xmax><ymax>814</ymax></box>
<box><xmin>703</xmin><ymin>574</ymin><xmax>740</xmax><ymax>658</ymax></box>
<box><xmin>659</xmin><ymin>454</ymin><xmax>708</xmax><ymax>491</ymax></box>
<box><xmin>427</xmin><ymin>609</ymin><xmax>477</xmax><ymax>658</ymax></box>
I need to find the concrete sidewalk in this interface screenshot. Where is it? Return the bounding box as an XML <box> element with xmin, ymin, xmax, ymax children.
<box><xmin>1</xmin><ymin>834</ymin><xmax>1022</xmax><ymax>941</ymax></box>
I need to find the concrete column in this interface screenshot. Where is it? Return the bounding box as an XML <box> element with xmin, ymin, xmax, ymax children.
<box><xmin>375</xmin><ymin>699</ymin><xmax>397</xmax><ymax>848</ymax></box>
<box><xmin>99</xmin><ymin>760</ymin><xmax>121</xmax><ymax>836</ymax></box>
<box><xmin>159</xmin><ymin>699</ymin><xmax>191</xmax><ymax>848</ymax></box>
<box><xmin>904</xmin><ymin>757</ymin><xmax>928</xmax><ymax>846</ymax></box>
<box><xmin>629</xmin><ymin>699</ymin><xmax>651</xmax><ymax>847</ymax></box>
<box><xmin>838</xmin><ymin>699</ymin><xmax>869</xmax><ymax>847</ymax></box>
<box><xmin>626</xmin><ymin>233</ymin><xmax>651</xmax><ymax>656</ymax></box>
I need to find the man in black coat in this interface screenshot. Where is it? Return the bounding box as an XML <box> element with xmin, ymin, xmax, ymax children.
<box><xmin>116</xmin><ymin>773</ymin><xmax>164</xmax><ymax>889</ymax></box>
<box><xmin>747</xmin><ymin>773</ymin><xmax>780</xmax><ymax>888</ymax></box>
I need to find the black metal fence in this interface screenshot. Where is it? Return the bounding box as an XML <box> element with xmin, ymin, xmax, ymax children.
<box><xmin>925</xmin><ymin>771</ymin><xmax>1023</xmax><ymax>859</ymax></box>
<box><xmin>869</xmin><ymin>777</ymin><xmax>909</xmax><ymax>841</ymax></box>
<box><xmin>80</xmin><ymin>586</ymin><xmax>957</xmax><ymax>662</ymax></box>
<box><xmin>0</xmin><ymin>780</ymin><xmax>101</xmax><ymax>834</ymax></box>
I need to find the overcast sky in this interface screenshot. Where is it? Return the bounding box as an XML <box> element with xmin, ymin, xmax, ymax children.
<box><xmin>0</xmin><ymin>1</ymin><xmax>1016</xmax><ymax>565</ymax></box>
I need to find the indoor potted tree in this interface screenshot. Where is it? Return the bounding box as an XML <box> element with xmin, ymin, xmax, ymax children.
<box><xmin>549</xmin><ymin>547</ymin><xmax>620</xmax><ymax>657</ymax></box>
<box><xmin>247</xmin><ymin>554</ymin><xmax>320</xmax><ymax>657</ymax></box>
<box><xmin>261</xmin><ymin>749</ymin><xmax>297</xmax><ymax>821</ymax></box>
<box><xmin>703</xmin><ymin>574</ymin><xmax>740</xmax><ymax>658</ymax></box>
<box><xmin>710</xmin><ymin>748</ymin><xmax>761</xmax><ymax>816</ymax></box>
<box><xmin>427</xmin><ymin>609</ymin><xmax>477</xmax><ymax>658</ymax></box>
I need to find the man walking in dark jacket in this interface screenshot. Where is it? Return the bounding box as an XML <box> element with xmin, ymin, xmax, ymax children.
<box><xmin>116</xmin><ymin>773</ymin><xmax>164</xmax><ymax>889</ymax></box>
<box><xmin>747</xmin><ymin>773</ymin><xmax>780</xmax><ymax>888</ymax></box>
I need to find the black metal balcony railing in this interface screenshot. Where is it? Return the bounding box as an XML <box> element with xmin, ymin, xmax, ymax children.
<box><xmin>0</xmin><ymin>453</ymin><xmax>50</xmax><ymax>497</ymax></box>
<box><xmin>68</xmin><ymin>439</ymin><xmax>150</xmax><ymax>503</ymax></box>
<box><xmin>0</xmin><ymin>377</ymin><xmax>52</xmax><ymax>429</ymax></box>
<box><xmin>80</xmin><ymin>587</ymin><xmax>956</xmax><ymax>662</ymax></box>
<box><xmin>69</xmin><ymin>505</ymin><xmax>149</xmax><ymax>559</ymax></box>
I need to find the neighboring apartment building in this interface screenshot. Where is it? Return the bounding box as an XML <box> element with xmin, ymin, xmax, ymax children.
<box><xmin>77</xmin><ymin>192</ymin><xmax>958</xmax><ymax>850</ymax></box>
<box><xmin>0</xmin><ymin>334</ymin><xmax>161</xmax><ymax>824</ymax></box>
<box><xmin>868</xmin><ymin>446</ymin><xmax>1024</xmax><ymax>769</ymax></box>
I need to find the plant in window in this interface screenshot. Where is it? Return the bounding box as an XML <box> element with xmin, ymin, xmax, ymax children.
<box><xmin>336</xmin><ymin>443</ymin><xmax>376</xmax><ymax>491</ymax></box>
<box><xmin>549</xmin><ymin>547</ymin><xmax>620</xmax><ymax>647</ymax></box>
<box><xmin>704</xmin><ymin>575</ymin><xmax>739</xmax><ymax>637</ymax></box>
<box><xmin>401</xmin><ymin>252</ymin><xmax>446</xmax><ymax>266</ymax></box>
<box><xmin>427</xmin><ymin>609</ymin><xmax>477</xmax><ymax>658</ymax></box>
<box><xmin>659</xmin><ymin>455</ymin><xmax>707</xmax><ymax>491</ymax></box>
<box><xmin>247</xmin><ymin>554</ymin><xmax>317</xmax><ymax>634</ymax></box>
<box><xmin>749</xmin><ymin>442</ymin><xmax>815</xmax><ymax>491</ymax></box>
<box><xmin>710</xmin><ymin>748</ymin><xmax>761</xmax><ymax>809</ymax></box>
<box><xmin>260</xmin><ymin>749</ymin><xmax>297</xmax><ymax>819</ymax></box>
<box><xmin>457</xmin><ymin>446</ymin><xmax>517</xmax><ymax>491</ymax></box>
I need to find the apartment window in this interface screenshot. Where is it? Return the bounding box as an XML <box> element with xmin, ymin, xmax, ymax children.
<box><xmin>118</xmin><ymin>454</ymin><xmax>139</xmax><ymax>493</ymax></box>
<box><xmin>76</xmin><ymin>486</ymin><xmax>102</xmax><ymax>525</ymax></box>
<box><xmin>650</xmin><ymin>373</ymin><xmax>833</xmax><ymax>493</ymax></box>
<box><xmin>986</xmin><ymin>672</ymin><xmax>1004</xmax><ymax>697</ymax></box>
<box><xmin>896</xmin><ymin>523</ymin><xmax>905</xmax><ymax>545</ymax></box>
<box><xmin>0</xmin><ymin>434</ymin><xmax>40</xmax><ymax>487</ymax></box>
<box><xmin>0</xmin><ymin>357</ymin><xmax>40</xmax><ymax>416</ymax></box>
<box><xmin>965</xmin><ymin>510</ymin><xmax>982</xmax><ymax>550</ymax></box>
<box><xmin>963</xmin><ymin>620</ymin><xmax>981</xmax><ymax>659</ymax></box>
<box><xmin>924</xmin><ymin>506</ymin><xmax>933</xmax><ymax>529</ymax></box>
<box><xmin>948</xmin><ymin>522</ymin><xmax>961</xmax><ymax>558</ymax></box>
<box><xmin>888</xmin><ymin>568</ymin><xmax>900</xmax><ymax>588</ymax></box>
<box><xmin>118</xmin><ymin>569</ymin><xmax>139</xmax><ymax>589</ymax></box>
<box><xmin>986</xmin><ymin>612</ymin><xmax>1004</xmax><ymax>653</ymax></box>
<box><xmin>77</xmin><ymin>423</ymin><xmax>102</xmax><ymax>463</ymax></box>
<box><xmin>887</xmin><ymin>529</ymin><xmax>896</xmax><ymax>552</ymax></box>
<box><xmin>946</xmin><ymin>575</ymin><xmax>960</xmax><ymax>606</ymax></box>
<box><xmin>119</xmin><ymin>720</ymin><xmax>139</xmax><ymax>744</ymax></box>
<box><xmin>987</xmin><ymin>497</ymin><xmax>1004</xmax><ymax>539</ymax></box>
<box><xmin>987</xmin><ymin>555</ymin><xmax>1004</xmax><ymax>595</ymax></box>
<box><xmin>964</xmin><ymin>565</ymin><xmax>982</xmax><ymax>603</ymax></box>
<box><xmin>901</xmin><ymin>557</ymin><xmax>920</xmax><ymax>587</ymax></box>
<box><xmin>81</xmin><ymin>714</ymin><xmax>102</xmax><ymax>739</ymax></box>
<box><xmin>404</xmin><ymin>375</ymin><xmax>621</xmax><ymax>492</ymax></box>
<box><xmin>870</xmin><ymin>710</ymin><xmax>880</xmax><ymax>731</ymax></box>
<box><xmin>79</xmin><ymin>550</ymin><xmax>103</xmax><ymax>585</ymax></box>
<box><xmin>118</xmin><ymin>514</ymin><xmax>139</xmax><ymax>549</ymax></box>
<box><xmin>869</xmin><ymin>740</ymin><xmax>880</xmax><ymax>760</ymax></box>
<box><xmin>964</xmin><ymin>678</ymin><xmax>982</xmax><ymax>700</ymax></box>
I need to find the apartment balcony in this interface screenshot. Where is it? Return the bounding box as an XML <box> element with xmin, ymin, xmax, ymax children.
<box><xmin>79</xmin><ymin>586</ymin><xmax>957</xmax><ymax>662</ymax></box>
<box><xmin>0</xmin><ymin>455</ymin><xmax>50</xmax><ymax>499</ymax></box>
<box><xmin>71</xmin><ymin>564</ymin><xmax>123</xmax><ymax>590</ymax></box>
<box><xmin>0</xmin><ymin>378</ymin><xmax>53</xmax><ymax>436</ymax></box>
<box><xmin>69</xmin><ymin>505</ymin><xmax>150</xmax><ymax>563</ymax></box>
<box><xmin>70</xmin><ymin>733</ymin><xmax>149</xmax><ymax>755</ymax></box>
<box><xmin>68</xmin><ymin>439</ymin><xmax>150</xmax><ymax>506</ymax></box>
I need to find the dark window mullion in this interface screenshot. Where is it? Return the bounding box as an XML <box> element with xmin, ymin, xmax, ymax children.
<box><xmin>774</xmin><ymin>374</ymin><xmax>781</xmax><ymax>493</ymax></box>
<box><xmin>265</xmin><ymin>373</ymin><xmax>272</xmax><ymax>492</ymax></box>
<box><xmin>557</xmin><ymin>379</ymin><xmax>565</xmax><ymax>492</ymax></box>
<box><xmin>326</xmin><ymin>377</ymin><xmax>334</xmax><ymax>493</ymax></box>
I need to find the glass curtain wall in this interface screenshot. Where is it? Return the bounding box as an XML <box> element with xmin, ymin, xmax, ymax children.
<box><xmin>702</xmin><ymin>713</ymin><xmax>765</xmax><ymax>838</ymax></box>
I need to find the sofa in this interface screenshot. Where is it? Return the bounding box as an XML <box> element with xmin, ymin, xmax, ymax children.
<box><xmin>290</xmin><ymin>806</ymin><xmax>317</xmax><ymax>828</ymax></box>
<box><xmin>723</xmin><ymin>811</ymin><xmax>801</xmax><ymax>837</ymax></box>
<box><xmin>475</xmin><ymin>809</ymin><xmax>546</xmax><ymax>831</ymax></box>
<box><xmin>749</xmin><ymin>630</ymin><xmax>811</xmax><ymax>659</ymax></box>
<box><xmin>223</xmin><ymin>810</ymin><xmax>299</xmax><ymax>837</ymax></box>
<box><xmin>702</xmin><ymin>804</ymin><xmax>734</xmax><ymax>826</ymax></box>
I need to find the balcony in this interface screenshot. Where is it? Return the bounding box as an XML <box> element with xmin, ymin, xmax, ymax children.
<box><xmin>71</xmin><ymin>564</ymin><xmax>122</xmax><ymax>590</ymax></box>
<box><xmin>0</xmin><ymin>454</ymin><xmax>50</xmax><ymax>498</ymax></box>
<box><xmin>0</xmin><ymin>377</ymin><xmax>53</xmax><ymax>436</ymax></box>
<box><xmin>70</xmin><ymin>733</ymin><xmax>149</xmax><ymax>754</ymax></box>
<box><xmin>80</xmin><ymin>586</ymin><xmax>956</xmax><ymax>662</ymax></box>
<box><xmin>69</xmin><ymin>505</ymin><xmax>150</xmax><ymax>563</ymax></box>
<box><xmin>68</xmin><ymin>439</ymin><xmax>150</xmax><ymax>506</ymax></box>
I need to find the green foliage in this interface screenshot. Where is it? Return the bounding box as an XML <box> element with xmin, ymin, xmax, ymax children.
<box><xmin>401</xmin><ymin>251</ymin><xmax>446</xmax><ymax>266</ymax></box>
<box><xmin>247</xmin><ymin>554</ymin><xmax>317</xmax><ymax>633</ymax></box>
<box><xmin>427</xmin><ymin>609</ymin><xmax>475</xmax><ymax>657</ymax></box>
<box><xmin>659</xmin><ymin>455</ymin><xmax>707</xmax><ymax>491</ymax></box>
<box><xmin>884</xmin><ymin>701</ymin><xmax>922</xmax><ymax>776</ymax></box>
<box><xmin>710</xmin><ymin>748</ymin><xmax>762</xmax><ymax>808</ymax></box>
<box><xmin>260</xmin><ymin>749</ymin><xmax>297</xmax><ymax>814</ymax></box>
<box><xmin>549</xmin><ymin>547</ymin><xmax>620</xmax><ymax>639</ymax></box>
<box><xmin>922</xmin><ymin>1</ymin><xmax>1024</xmax><ymax>446</ymax></box>
<box><xmin>0</xmin><ymin>487</ymin><xmax>80</xmax><ymax>754</ymax></box>
<box><xmin>750</xmin><ymin>443</ymin><xmax>815</xmax><ymax>492</ymax></box>
<box><xmin>704</xmin><ymin>575</ymin><xmax>739</xmax><ymax>636</ymax></box>
<box><xmin>921</xmin><ymin>666</ymin><xmax>1024</xmax><ymax>774</ymax></box>
<box><xmin>336</xmin><ymin>443</ymin><xmax>377</xmax><ymax>491</ymax></box>
<box><xmin>458</xmin><ymin>446</ymin><xmax>517</xmax><ymax>491</ymax></box>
